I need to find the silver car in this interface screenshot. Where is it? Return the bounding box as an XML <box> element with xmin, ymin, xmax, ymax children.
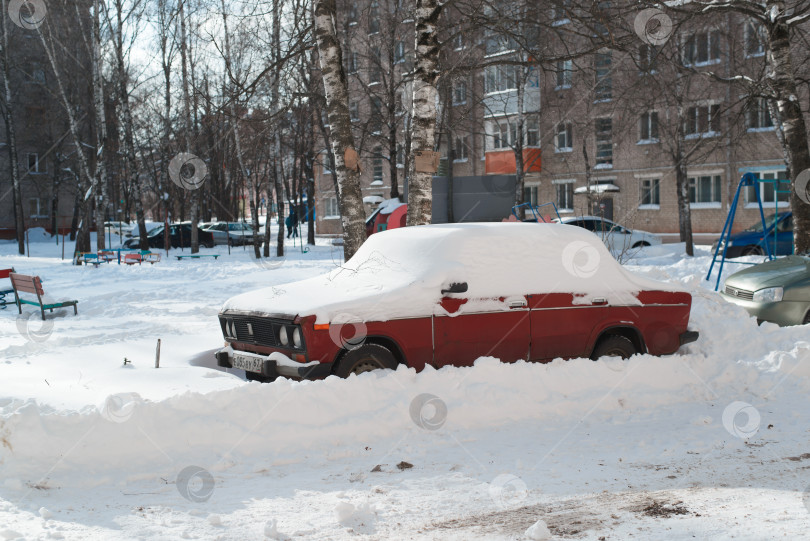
<box><xmin>721</xmin><ymin>255</ymin><xmax>810</xmax><ymax>326</ymax></box>
<box><xmin>203</xmin><ymin>222</ymin><xmax>257</xmax><ymax>246</ymax></box>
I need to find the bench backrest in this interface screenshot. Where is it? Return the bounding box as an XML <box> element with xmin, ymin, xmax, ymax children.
<box><xmin>10</xmin><ymin>273</ymin><xmax>44</xmax><ymax>296</ymax></box>
<box><xmin>143</xmin><ymin>253</ymin><xmax>161</xmax><ymax>262</ymax></box>
<box><xmin>124</xmin><ymin>253</ymin><xmax>142</xmax><ymax>262</ymax></box>
<box><xmin>0</xmin><ymin>268</ymin><xmax>14</xmax><ymax>280</ymax></box>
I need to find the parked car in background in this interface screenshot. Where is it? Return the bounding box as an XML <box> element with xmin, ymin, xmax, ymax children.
<box><xmin>203</xmin><ymin>222</ymin><xmax>256</xmax><ymax>246</ymax></box>
<box><xmin>721</xmin><ymin>253</ymin><xmax>810</xmax><ymax>326</ymax></box>
<box><xmin>712</xmin><ymin>212</ymin><xmax>792</xmax><ymax>258</ymax></box>
<box><xmin>124</xmin><ymin>223</ymin><xmax>214</xmax><ymax>249</ymax></box>
<box><xmin>555</xmin><ymin>216</ymin><xmax>662</xmax><ymax>251</ymax></box>
<box><xmin>217</xmin><ymin>223</ymin><xmax>697</xmax><ymax>382</ymax></box>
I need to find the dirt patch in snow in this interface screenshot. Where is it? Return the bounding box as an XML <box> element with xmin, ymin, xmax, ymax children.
<box><xmin>430</xmin><ymin>499</ymin><xmax>603</xmax><ymax>538</ymax></box>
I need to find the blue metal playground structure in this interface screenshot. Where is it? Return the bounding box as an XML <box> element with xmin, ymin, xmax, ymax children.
<box><xmin>511</xmin><ymin>202</ymin><xmax>563</xmax><ymax>223</ymax></box>
<box><xmin>706</xmin><ymin>172</ymin><xmax>792</xmax><ymax>291</ymax></box>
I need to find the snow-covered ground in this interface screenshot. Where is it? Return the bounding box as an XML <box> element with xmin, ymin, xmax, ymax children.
<box><xmin>1</xmin><ymin>227</ymin><xmax>809</xmax><ymax>540</ymax></box>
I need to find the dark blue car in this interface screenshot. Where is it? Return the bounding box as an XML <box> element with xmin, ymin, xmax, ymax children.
<box><xmin>713</xmin><ymin>212</ymin><xmax>793</xmax><ymax>258</ymax></box>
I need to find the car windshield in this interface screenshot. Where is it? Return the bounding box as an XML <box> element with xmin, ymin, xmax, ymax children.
<box><xmin>743</xmin><ymin>213</ymin><xmax>783</xmax><ymax>232</ymax></box>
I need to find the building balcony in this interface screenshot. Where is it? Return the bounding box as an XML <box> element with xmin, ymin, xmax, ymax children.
<box><xmin>485</xmin><ymin>148</ymin><xmax>542</xmax><ymax>175</ymax></box>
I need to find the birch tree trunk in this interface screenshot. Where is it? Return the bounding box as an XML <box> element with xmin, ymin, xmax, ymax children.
<box><xmin>513</xmin><ymin>67</ymin><xmax>526</xmax><ymax>220</ymax></box>
<box><xmin>313</xmin><ymin>0</ymin><xmax>367</xmax><ymax>259</ymax></box>
<box><xmin>92</xmin><ymin>0</ymin><xmax>107</xmax><ymax>250</ymax></box>
<box><xmin>406</xmin><ymin>0</ymin><xmax>443</xmax><ymax>226</ymax></box>
<box><xmin>179</xmin><ymin>0</ymin><xmax>199</xmax><ymax>253</ymax></box>
<box><xmin>0</xmin><ymin>1</ymin><xmax>24</xmax><ymax>254</ymax></box>
<box><xmin>767</xmin><ymin>20</ymin><xmax>810</xmax><ymax>254</ymax></box>
<box><xmin>674</xmin><ymin>107</ymin><xmax>694</xmax><ymax>256</ymax></box>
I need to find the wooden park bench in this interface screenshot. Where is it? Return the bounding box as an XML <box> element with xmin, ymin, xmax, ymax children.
<box><xmin>98</xmin><ymin>250</ymin><xmax>116</xmax><ymax>263</ymax></box>
<box><xmin>143</xmin><ymin>252</ymin><xmax>161</xmax><ymax>264</ymax></box>
<box><xmin>0</xmin><ymin>268</ymin><xmax>14</xmax><ymax>309</ymax></box>
<box><xmin>123</xmin><ymin>253</ymin><xmax>143</xmax><ymax>265</ymax></box>
<box><xmin>10</xmin><ymin>273</ymin><xmax>78</xmax><ymax>320</ymax></box>
<box><xmin>175</xmin><ymin>254</ymin><xmax>219</xmax><ymax>260</ymax></box>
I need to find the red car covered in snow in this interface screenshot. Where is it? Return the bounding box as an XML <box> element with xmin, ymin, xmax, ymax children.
<box><xmin>216</xmin><ymin>223</ymin><xmax>698</xmax><ymax>381</ymax></box>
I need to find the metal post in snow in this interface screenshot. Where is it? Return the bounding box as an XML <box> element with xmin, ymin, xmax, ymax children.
<box><xmin>155</xmin><ymin>338</ymin><xmax>161</xmax><ymax>368</ymax></box>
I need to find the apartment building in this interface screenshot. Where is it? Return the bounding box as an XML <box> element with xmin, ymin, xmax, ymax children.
<box><xmin>0</xmin><ymin>1</ymin><xmax>93</xmax><ymax>239</ymax></box>
<box><xmin>314</xmin><ymin>3</ymin><xmax>807</xmax><ymax>236</ymax></box>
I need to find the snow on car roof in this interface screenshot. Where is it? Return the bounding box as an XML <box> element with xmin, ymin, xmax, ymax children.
<box><xmin>222</xmin><ymin>223</ymin><xmax>681</xmax><ymax>322</ymax></box>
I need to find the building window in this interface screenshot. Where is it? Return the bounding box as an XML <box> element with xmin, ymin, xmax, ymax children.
<box><xmin>29</xmin><ymin>198</ymin><xmax>48</xmax><ymax>218</ymax></box>
<box><xmin>325</xmin><ymin>196</ymin><xmax>339</xmax><ymax>217</ymax></box>
<box><xmin>555</xmin><ymin>181</ymin><xmax>574</xmax><ymax>211</ymax></box>
<box><xmin>683</xmin><ymin>29</ymin><xmax>721</xmax><ymax>65</ymax></box>
<box><xmin>555</xmin><ymin>59</ymin><xmax>572</xmax><ymax>89</ymax></box>
<box><xmin>638</xmin><ymin>44</ymin><xmax>658</xmax><ymax>73</ymax></box>
<box><xmin>370</xmin><ymin>97</ymin><xmax>382</xmax><ymax>133</ymax></box>
<box><xmin>746</xmin><ymin>98</ymin><xmax>774</xmax><ymax>131</ymax></box>
<box><xmin>689</xmin><ymin>174</ymin><xmax>722</xmax><ymax>204</ymax></box>
<box><xmin>396</xmin><ymin>144</ymin><xmax>404</xmax><ymax>167</ymax></box>
<box><xmin>745</xmin><ymin>170</ymin><xmax>789</xmax><ymax>206</ymax></box>
<box><xmin>595</xmin><ymin>118</ymin><xmax>612</xmax><ymax>167</ymax></box>
<box><xmin>452</xmin><ymin>30</ymin><xmax>464</xmax><ymax>50</ymax></box>
<box><xmin>745</xmin><ymin>20</ymin><xmax>766</xmax><ymax>57</ymax></box>
<box><xmin>30</xmin><ymin>62</ymin><xmax>46</xmax><ymax>84</ymax></box>
<box><xmin>551</xmin><ymin>0</ymin><xmax>570</xmax><ymax>25</ymax></box>
<box><xmin>526</xmin><ymin>118</ymin><xmax>539</xmax><ymax>147</ymax></box>
<box><xmin>369</xmin><ymin>49</ymin><xmax>381</xmax><ymax>84</ymax></box>
<box><xmin>484</xmin><ymin>30</ymin><xmax>518</xmax><ymax>56</ymax></box>
<box><xmin>372</xmin><ymin>147</ymin><xmax>384</xmax><ymax>182</ymax></box>
<box><xmin>453</xmin><ymin>135</ymin><xmax>469</xmax><ymax>161</ymax></box>
<box><xmin>394</xmin><ymin>41</ymin><xmax>406</xmax><ymax>64</ymax></box>
<box><xmin>484</xmin><ymin>64</ymin><xmax>518</xmax><ymax>94</ymax></box>
<box><xmin>490</xmin><ymin>122</ymin><xmax>514</xmax><ymax>149</ymax></box>
<box><xmin>640</xmin><ymin>178</ymin><xmax>660</xmax><ymax>206</ymax></box>
<box><xmin>554</xmin><ymin>122</ymin><xmax>572</xmax><ymax>152</ymax></box>
<box><xmin>594</xmin><ymin>51</ymin><xmax>612</xmax><ymax>101</ymax></box>
<box><xmin>348</xmin><ymin>52</ymin><xmax>358</xmax><ymax>74</ymax></box>
<box><xmin>524</xmin><ymin>184</ymin><xmax>538</xmax><ymax>206</ymax></box>
<box><xmin>349</xmin><ymin>101</ymin><xmax>359</xmax><ymax>122</ymax></box>
<box><xmin>685</xmin><ymin>104</ymin><xmax>720</xmax><ymax>137</ymax></box>
<box><xmin>368</xmin><ymin>1</ymin><xmax>380</xmax><ymax>33</ymax></box>
<box><xmin>639</xmin><ymin>111</ymin><xmax>659</xmax><ymax>142</ymax></box>
<box><xmin>452</xmin><ymin>80</ymin><xmax>467</xmax><ymax>105</ymax></box>
<box><xmin>27</xmin><ymin>153</ymin><xmax>44</xmax><ymax>173</ymax></box>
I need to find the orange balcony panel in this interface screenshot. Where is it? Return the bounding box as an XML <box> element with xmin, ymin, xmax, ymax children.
<box><xmin>485</xmin><ymin>148</ymin><xmax>542</xmax><ymax>175</ymax></box>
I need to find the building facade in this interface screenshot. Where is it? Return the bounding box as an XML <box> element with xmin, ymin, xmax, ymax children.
<box><xmin>313</xmin><ymin>3</ymin><xmax>808</xmax><ymax>236</ymax></box>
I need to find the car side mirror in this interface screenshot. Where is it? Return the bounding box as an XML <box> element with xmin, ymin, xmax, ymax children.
<box><xmin>441</xmin><ymin>282</ymin><xmax>468</xmax><ymax>295</ymax></box>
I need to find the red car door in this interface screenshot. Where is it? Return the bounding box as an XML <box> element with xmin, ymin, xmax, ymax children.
<box><xmin>528</xmin><ymin>293</ymin><xmax>610</xmax><ymax>361</ymax></box>
<box><xmin>433</xmin><ymin>295</ymin><xmax>531</xmax><ymax>367</ymax></box>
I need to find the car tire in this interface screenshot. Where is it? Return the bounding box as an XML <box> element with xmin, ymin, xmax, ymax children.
<box><xmin>591</xmin><ymin>335</ymin><xmax>636</xmax><ymax>360</ymax></box>
<box><xmin>334</xmin><ymin>343</ymin><xmax>398</xmax><ymax>378</ymax></box>
<box><xmin>742</xmin><ymin>246</ymin><xmax>763</xmax><ymax>256</ymax></box>
<box><xmin>803</xmin><ymin>312</ymin><xmax>810</xmax><ymax>326</ymax></box>
<box><xmin>245</xmin><ymin>371</ymin><xmax>276</xmax><ymax>383</ymax></box>
<box><xmin>204</xmin><ymin>239</ymin><xmax>214</xmax><ymax>249</ymax></box>
<box><xmin>632</xmin><ymin>241</ymin><xmax>651</xmax><ymax>248</ymax></box>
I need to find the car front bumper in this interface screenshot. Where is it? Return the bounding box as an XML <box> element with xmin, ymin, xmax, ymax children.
<box><xmin>216</xmin><ymin>346</ymin><xmax>333</xmax><ymax>379</ymax></box>
<box><xmin>679</xmin><ymin>330</ymin><xmax>699</xmax><ymax>346</ymax></box>
<box><xmin>720</xmin><ymin>293</ymin><xmax>808</xmax><ymax>326</ymax></box>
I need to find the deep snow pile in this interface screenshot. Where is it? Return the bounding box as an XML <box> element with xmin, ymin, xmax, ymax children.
<box><xmin>1</xmin><ymin>233</ymin><xmax>810</xmax><ymax>539</ymax></box>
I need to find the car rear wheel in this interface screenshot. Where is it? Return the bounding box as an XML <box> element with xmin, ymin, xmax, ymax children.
<box><xmin>742</xmin><ymin>246</ymin><xmax>763</xmax><ymax>256</ymax></box>
<box><xmin>591</xmin><ymin>335</ymin><xmax>636</xmax><ymax>360</ymax></box>
<box><xmin>335</xmin><ymin>343</ymin><xmax>398</xmax><ymax>378</ymax></box>
<box><xmin>803</xmin><ymin>312</ymin><xmax>810</xmax><ymax>326</ymax></box>
<box><xmin>632</xmin><ymin>241</ymin><xmax>651</xmax><ymax>248</ymax></box>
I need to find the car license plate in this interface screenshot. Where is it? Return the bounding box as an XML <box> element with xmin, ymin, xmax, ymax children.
<box><xmin>232</xmin><ymin>353</ymin><xmax>265</xmax><ymax>373</ymax></box>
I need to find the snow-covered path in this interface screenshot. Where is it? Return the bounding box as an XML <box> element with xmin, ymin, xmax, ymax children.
<box><xmin>1</xmin><ymin>233</ymin><xmax>809</xmax><ymax>540</ymax></box>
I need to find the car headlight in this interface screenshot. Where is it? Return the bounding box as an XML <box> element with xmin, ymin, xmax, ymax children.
<box><xmin>278</xmin><ymin>326</ymin><xmax>289</xmax><ymax>346</ymax></box>
<box><xmin>292</xmin><ymin>327</ymin><xmax>302</xmax><ymax>348</ymax></box>
<box><xmin>752</xmin><ymin>287</ymin><xmax>783</xmax><ymax>303</ymax></box>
